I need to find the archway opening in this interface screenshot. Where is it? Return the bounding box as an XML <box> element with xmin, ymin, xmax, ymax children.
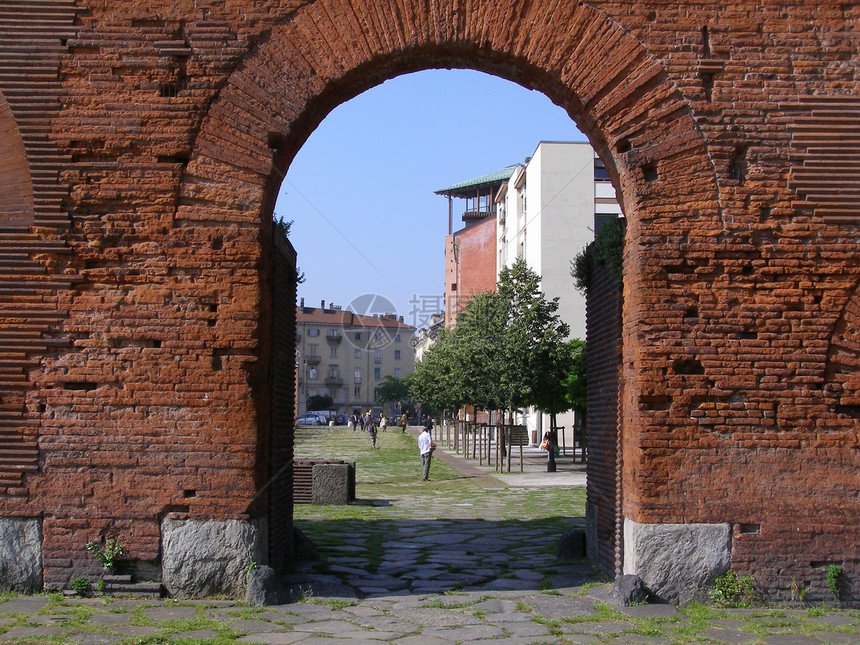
<box><xmin>279</xmin><ymin>68</ymin><xmax>607</xmax><ymax>596</ymax></box>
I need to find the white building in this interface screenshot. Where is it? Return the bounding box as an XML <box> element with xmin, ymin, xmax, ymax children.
<box><xmin>495</xmin><ymin>141</ymin><xmax>623</xmax><ymax>444</ymax></box>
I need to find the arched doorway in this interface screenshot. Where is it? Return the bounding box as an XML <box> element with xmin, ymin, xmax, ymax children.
<box><xmin>175</xmin><ymin>0</ymin><xmax>719</xmax><ymax>598</ymax></box>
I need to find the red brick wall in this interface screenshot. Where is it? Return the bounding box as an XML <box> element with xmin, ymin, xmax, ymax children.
<box><xmin>0</xmin><ymin>0</ymin><xmax>856</xmax><ymax>597</ymax></box>
<box><xmin>446</xmin><ymin>220</ymin><xmax>498</xmax><ymax>327</ymax></box>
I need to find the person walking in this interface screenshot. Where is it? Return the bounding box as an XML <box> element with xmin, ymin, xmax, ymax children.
<box><xmin>399</xmin><ymin>412</ymin><xmax>408</xmax><ymax>433</ymax></box>
<box><xmin>418</xmin><ymin>419</ymin><xmax>434</xmax><ymax>481</ymax></box>
<box><xmin>365</xmin><ymin>411</ymin><xmax>378</xmax><ymax>449</ymax></box>
<box><xmin>379</xmin><ymin>413</ymin><xmax>388</xmax><ymax>432</ymax></box>
<box><xmin>358</xmin><ymin>412</ymin><xmax>366</xmax><ymax>433</ymax></box>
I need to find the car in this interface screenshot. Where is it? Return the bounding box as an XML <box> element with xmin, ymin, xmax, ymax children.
<box><xmin>335</xmin><ymin>414</ymin><xmax>349</xmax><ymax>425</ymax></box>
<box><xmin>296</xmin><ymin>412</ymin><xmax>325</xmax><ymax>426</ymax></box>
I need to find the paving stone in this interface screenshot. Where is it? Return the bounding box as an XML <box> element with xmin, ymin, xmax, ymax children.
<box><xmin>460</xmin><ymin>638</ymin><xmax>557</xmax><ymax>645</ymax></box>
<box><xmin>617</xmin><ymin>604</ymin><xmax>681</xmax><ymax>619</ymax></box>
<box><xmin>390</xmin><ymin>606</ymin><xmax>482</xmax><ymax>627</ymax></box>
<box><xmin>612</xmin><ymin>635</ymin><xmax>673</xmax><ymax>644</ymax></box>
<box><xmin>560</xmin><ymin>636</ymin><xmax>603</xmax><ymax>644</ymax></box>
<box><xmin>293</xmin><ymin>619</ymin><xmax>362</xmax><ymax>634</ymax></box>
<box><xmin>699</xmin><ymin>626</ymin><xmax>759</xmax><ymax>643</ymax></box>
<box><xmin>143</xmin><ymin>605</ymin><xmax>198</xmax><ymax>621</ymax></box>
<box><xmin>1</xmin><ymin>624</ymin><xmax>69</xmax><ymax>638</ymax></box>
<box><xmin>230</xmin><ymin>618</ymin><xmax>289</xmax><ymax>633</ymax></box>
<box><xmin>812</xmin><ymin>632</ymin><xmax>860</xmax><ymax>644</ymax></box>
<box><xmin>562</xmin><ymin>620</ymin><xmax>635</xmax><ymax>635</ymax></box>
<box><xmin>510</xmin><ymin>569</ymin><xmax>546</xmax><ymax>582</ymax></box>
<box><xmin>393</xmin><ymin>636</ymin><xmax>452</xmax><ymax>645</ymax></box>
<box><xmin>761</xmin><ymin>635</ymin><xmax>824</xmax><ymax>645</ymax></box>
<box><xmin>28</xmin><ymin>613</ymin><xmax>77</xmax><ymax>624</ymax></box>
<box><xmin>809</xmin><ymin>615</ymin><xmax>858</xmax><ymax>628</ymax></box>
<box><xmin>423</xmin><ymin>623</ymin><xmax>507</xmax><ymax>640</ymax></box>
<box><xmin>0</xmin><ymin>596</ymin><xmax>51</xmax><ymax>613</ymax></box>
<box><xmin>708</xmin><ymin>618</ymin><xmax>749</xmax><ymax>629</ymax></box>
<box><xmin>175</xmin><ymin>628</ymin><xmax>220</xmax><ymax>639</ymax></box>
<box><xmin>482</xmin><ymin>578</ymin><xmax>540</xmax><ymax>591</ymax></box>
<box><xmin>524</xmin><ymin>594</ymin><xmax>597</xmax><ymax>620</ymax></box>
<box><xmin>65</xmin><ymin>633</ymin><xmax>127</xmax><ymax>645</ymax></box>
<box><xmin>495</xmin><ymin>619</ymin><xmax>553</xmax><ymax>636</ymax></box>
<box><xmin>87</xmin><ymin>612</ymin><xmax>133</xmax><ymax>626</ymax></box>
<box><xmin>109</xmin><ymin>625</ymin><xmax>160</xmax><ymax>637</ymax></box>
<box><xmin>236</xmin><ymin>633</ymin><xmax>311</xmax><ymax>644</ymax></box>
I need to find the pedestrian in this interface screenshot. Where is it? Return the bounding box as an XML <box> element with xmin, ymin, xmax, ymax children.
<box><xmin>350</xmin><ymin>413</ymin><xmax>359</xmax><ymax>431</ymax></box>
<box><xmin>418</xmin><ymin>419</ymin><xmax>434</xmax><ymax>481</ymax></box>
<box><xmin>399</xmin><ymin>413</ymin><xmax>408</xmax><ymax>433</ymax></box>
<box><xmin>380</xmin><ymin>413</ymin><xmax>388</xmax><ymax>432</ymax></box>
<box><xmin>365</xmin><ymin>411</ymin><xmax>377</xmax><ymax>448</ymax></box>
<box><xmin>358</xmin><ymin>413</ymin><xmax>366</xmax><ymax>432</ymax></box>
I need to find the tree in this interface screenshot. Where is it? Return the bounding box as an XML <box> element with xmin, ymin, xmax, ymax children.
<box><xmin>564</xmin><ymin>338</ymin><xmax>587</xmax><ymax>416</ymax></box>
<box><xmin>306</xmin><ymin>394</ymin><xmax>333</xmax><ymax>411</ymax></box>
<box><xmin>374</xmin><ymin>375</ymin><xmax>411</xmax><ymax>409</ymax></box>
<box><xmin>496</xmin><ymin>258</ymin><xmax>570</xmax><ymax>416</ymax></box>
<box><xmin>410</xmin><ymin>329</ymin><xmax>465</xmax><ymax>416</ymax></box>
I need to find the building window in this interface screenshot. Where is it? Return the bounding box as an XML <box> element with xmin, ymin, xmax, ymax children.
<box><xmin>354</xmin><ymin>386</ymin><xmax>361</xmax><ymax>398</ymax></box>
<box><xmin>394</xmin><ymin>350</ymin><xmax>401</xmax><ymax>360</ymax></box>
<box><xmin>308</xmin><ymin>344</ymin><xmax>319</xmax><ymax>356</ymax></box>
<box><xmin>451</xmin><ymin>282</ymin><xmax>458</xmax><ymax>291</ymax></box>
<box><xmin>354</xmin><ymin>349</ymin><xmax>361</xmax><ymax>359</ymax></box>
<box><xmin>308</xmin><ymin>368</ymin><xmax>318</xmax><ymax>380</ymax></box>
<box><xmin>373</xmin><ymin>367</ymin><xmax>381</xmax><ymax>380</ymax></box>
<box><xmin>307</xmin><ymin>328</ymin><xmax>319</xmax><ymax>337</ymax></box>
<box><xmin>354</xmin><ymin>367</ymin><xmax>361</xmax><ymax>383</ymax></box>
<box><xmin>354</xmin><ymin>332</ymin><xmax>361</xmax><ymax>341</ymax></box>
<box><xmin>327</xmin><ymin>367</ymin><xmax>339</xmax><ymax>379</ymax></box>
<box><xmin>330</xmin><ymin>346</ymin><xmax>337</xmax><ymax>358</ymax></box>
<box><xmin>373</xmin><ymin>350</ymin><xmax>382</xmax><ymax>363</ymax></box>
<box><xmin>394</xmin><ymin>368</ymin><xmax>402</xmax><ymax>378</ymax></box>
<box><xmin>394</xmin><ymin>334</ymin><xmax>401</xmax><ymax>342</ymax></box>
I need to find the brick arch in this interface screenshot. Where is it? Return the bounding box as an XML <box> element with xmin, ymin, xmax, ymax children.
<box><xmin>0</xmin><ymin>89</ymin><xmax>34</xmax><ymax>227</ymax></box>
<box><xmin>177</xmin><ymin>0</ymin><xmax>722</xmax><ymax>578</ymax></box>
<box><xmin>179</xmin><ymin>0</ymin><xmax>719</xmax><ymax>225</ymax></box>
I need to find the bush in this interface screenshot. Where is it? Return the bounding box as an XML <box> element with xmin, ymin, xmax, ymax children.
<box><xmin>710</xmin><ymin>570</ymin><xmax>760</xmax><ymax>608</ymax></box>
<box><xmin>70</xmin><ymin>577</ymin><xmax>91</xmax><ymax>596</ymax></box>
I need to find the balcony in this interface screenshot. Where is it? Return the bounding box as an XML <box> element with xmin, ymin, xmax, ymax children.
<box><xmin>462</xmin><ymin>210</ymin><xmax>492</xmax><ymax>222</ymax></box>
<box><xmin>306</xmin><ymin>354</ymin><xmax>321</xmax><ymax>365</ymax></box>
<box><xmin>326</xmin><ymin>331</ymin><xmax>342</xmax><ymax>343</ymax></box>
<box><xmin>324</xmin><ymin>376</ymin><xmax>343</xmax><ymax>386</ymax></box>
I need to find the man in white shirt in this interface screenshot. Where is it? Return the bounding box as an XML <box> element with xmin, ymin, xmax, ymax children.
<box><xmin>418</xmin><ymin>420</ymin><xmax>433</xmax><ymax>481</ymax></box>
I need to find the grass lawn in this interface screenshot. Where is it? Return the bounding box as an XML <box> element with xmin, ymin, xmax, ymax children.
<box><xmin>293</xmin><ymin>425</ymin><xmax>587</xmax><ymax>522</ymax></box>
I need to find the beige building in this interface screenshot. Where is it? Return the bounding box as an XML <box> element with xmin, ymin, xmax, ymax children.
<box><xmin>296</xmin><ymin>301</ymin><xmax>416</xmax><ymax>416</ymax></box>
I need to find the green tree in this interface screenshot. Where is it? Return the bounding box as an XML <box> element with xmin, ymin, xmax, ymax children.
<box><xmin>374</xmin><ymin>375</ymin><xmax>411</xmax><ymax>408</ymax></box>
<box><xmin>564</xmin><ymin>338</ymin><xmax>587</xmax><ymax>416</ymax></box>
<box><xmin>496</xmin><ymin>258</ymin><xmax>570</xmax><ymax>417</ymax></box>
<box><xmin>410</xmin><ymin>329</ymin><xmax>465</xmax><ymax>415</ymax></box>
<box><xmin>306</xmin><ymin>393</ymin><xmax>333</xmax><ymax>411</ymax></box>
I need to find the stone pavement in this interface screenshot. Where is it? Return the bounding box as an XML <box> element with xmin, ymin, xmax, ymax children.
<box><xmin>0</xmin><ymin>439</ymin><xmax>856</xmax><ymax>644</ymax></box>
<box><xmin>0</xmin><ymin>584</ymin><xmax>858</xmax><ymax>644</ymax></box>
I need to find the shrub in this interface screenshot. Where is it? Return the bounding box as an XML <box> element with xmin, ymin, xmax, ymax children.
<box><xmin>710</xmin><ymin>570</ymin><xmax>760</xmax><ymax>608</ymax></box>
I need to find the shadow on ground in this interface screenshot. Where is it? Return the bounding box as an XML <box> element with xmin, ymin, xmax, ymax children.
<box><xmin>286</xmin><ymin>516</ymin><xmax>596</xmax><ymax>599</ymax></box>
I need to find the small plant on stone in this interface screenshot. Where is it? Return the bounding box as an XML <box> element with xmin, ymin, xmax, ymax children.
<box><xmin>826</xmin><ymin>564</ymin><xmax>843</xmax><ymax>600</ymax></box>
<box><xmin>788</xmin><ymin>577</ymin><xmax>810</xmax><ymax>604</ymax></box>
<box><xmin>95</xmin><ymin>579</ymin><xmax>107</xmax><ymax>593</ymax></box>
<box><xmin>85</xmin><ymin>538</ymin><xmax>124</xmax><ymax>571</ymax></box>
<box><xmin>245</xmin><ymin>561</ymin><xmax>258</xmax><ymax>574</ymax></box>
<box><xmin>70</xmin><ymin>576</ymin><xmax>91</xmax><ymax>596</ymax></box>
<box><xmin>710</xmin><ymin>570</ymin><xmax>760</xmax><ymax>608</ymax></box>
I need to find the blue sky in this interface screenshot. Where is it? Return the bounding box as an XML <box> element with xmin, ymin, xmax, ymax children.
<box><xmin>275</xmin><ymin>69</ymin><xmax>586</xmax><ymax>330</ymax></box>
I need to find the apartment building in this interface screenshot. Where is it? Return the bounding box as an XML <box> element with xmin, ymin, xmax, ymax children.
<box><xmin>436</xmin><ymin>141</ymin><xmax>623</xmax><ymax>443</ymax></box>
<box><xmin>435</xmin><ymin>166</ymin><xmax>517</xmax><ymax>328</ymax></box>
<box><xmin>295</xmin><ymin>301</ymin><xmax>416</xmax><ymax>416</ymax></box>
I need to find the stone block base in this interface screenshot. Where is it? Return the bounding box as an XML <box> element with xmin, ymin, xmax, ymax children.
<box><xmin>623</xmin><ymin>518</ymin><xmax>731</xmax><ymax>605</ymax></box>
